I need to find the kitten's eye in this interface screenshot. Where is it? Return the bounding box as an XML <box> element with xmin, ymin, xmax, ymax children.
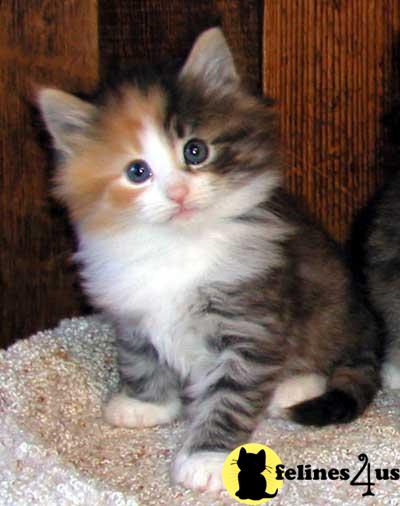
<box><xmin>125</xmin><ymin>160</ymin><xmax>153</xmax><ymax>184</ymax></box>
<box><xmin>183</xmin><ymin>138</ymin><xmax>209</xmax><ymax>165</ymax></box>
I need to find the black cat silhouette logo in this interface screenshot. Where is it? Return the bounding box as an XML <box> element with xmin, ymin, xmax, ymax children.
<box><xmin>222</xmin><ymin>443</ymin><xmax>284</xmax><ymax>504</ymax></box>
<box><xmin>236</xmin><ymin>447</ymin><xmax>278</xmax><ymax>500</ymax></box>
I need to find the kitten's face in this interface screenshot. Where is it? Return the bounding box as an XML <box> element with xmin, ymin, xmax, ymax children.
<box><xmin>38</xmin><ymin>28</ymin><xmax>280</xmax><ymax>233</ymax></box>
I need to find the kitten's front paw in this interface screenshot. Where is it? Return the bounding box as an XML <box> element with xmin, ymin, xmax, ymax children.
<box><xmin>172</xmin><ymin>451</ymin><xmax>227</xmax><ymax>492</ymax></box>
<box><xmin>102</xmin><ymin>392</ymin><xmax>181</xmax><ymax>428</ymax></box>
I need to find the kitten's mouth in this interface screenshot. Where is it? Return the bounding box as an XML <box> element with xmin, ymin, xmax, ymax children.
<box><xmin>171</xmin><ymin>205</ymin><xmax>198</xmax><ymax>221</ymax></box>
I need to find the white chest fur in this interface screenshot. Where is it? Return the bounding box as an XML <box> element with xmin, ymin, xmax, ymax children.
<box><xmin>76</xmin><ymin>219</ymin><xmax>282</xmax><ymax>377</ymax></box>
<box><xmin>77</xmin><ymin>225</ymin><xmax>229</xmax><ymax>376</ymax></box>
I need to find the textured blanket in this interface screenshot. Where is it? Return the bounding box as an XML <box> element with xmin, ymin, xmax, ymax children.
<box><xmin>1</xmin><ymin>316</ymin><xmax>399</xmax><ymax>505</ymax></box>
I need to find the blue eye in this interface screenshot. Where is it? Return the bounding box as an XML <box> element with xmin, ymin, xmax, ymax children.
<box><xmin>125</xmin><ymin>160</ymin><xmax>153</xmax><ymax>184</ymax></box>
<box><xmin>183</xmin><ymin>138</ymin><xmax>209</xmax><ymax>165</ymax></box>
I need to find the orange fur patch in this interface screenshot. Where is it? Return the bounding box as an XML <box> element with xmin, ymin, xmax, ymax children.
<box><xmin>54</xmin><ymin>86</ymin><xmax>167</xmax><ymax>231</ymax></box>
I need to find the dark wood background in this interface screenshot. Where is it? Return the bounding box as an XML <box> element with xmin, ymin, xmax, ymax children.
<box><xmin>1</xmin><ymin>0</ymin><xmax>399</xmax><ymax>348</ymax></box>
<box><xmin>264</xmin><ymin>0</ymin><xmax>400</xmax><ymax>242</ymax></box>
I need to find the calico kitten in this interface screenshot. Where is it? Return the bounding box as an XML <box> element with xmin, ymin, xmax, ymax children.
<box><xmin>37</xmin><ymin>28</ymin><xmax>380</xmax><ymax>493</ymax></box>
<box><xmin>366</xmin><ymin>172</ymin><xmax>400</xmax><ymax>389</ymax></box>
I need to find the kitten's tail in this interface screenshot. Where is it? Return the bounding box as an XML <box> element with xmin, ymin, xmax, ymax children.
<box><xmin>288</xmin><ymin>365</ymin><xmax>379</xmax><ymax>426</ymax></box>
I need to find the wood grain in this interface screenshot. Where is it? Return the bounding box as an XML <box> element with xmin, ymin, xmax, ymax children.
<box><xmin>263</xmin><ymin>0</ymin><xmax>400</xmax><ymax>242</ymax></box>
<box><xmin>98</xmin><ymin>0</ymin><xmax>263</xmax><ymax>92</ymax></box>
<box><xmin>0</xmin><ymin>0</ymin><xmax>98</xmax><ymax>347</ymax></box>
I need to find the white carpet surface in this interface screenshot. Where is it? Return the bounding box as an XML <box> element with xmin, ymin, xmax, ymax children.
<box><xmin>1</xmin><ymin>316</ymin><xmax>400</xmax><ymax>506</ymax></box>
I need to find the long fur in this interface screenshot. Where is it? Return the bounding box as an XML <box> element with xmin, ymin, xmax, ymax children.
<box><xmin>37</xmin><ymin>28</ymin><xmax>380</xmax><ymax>492</ymax></box>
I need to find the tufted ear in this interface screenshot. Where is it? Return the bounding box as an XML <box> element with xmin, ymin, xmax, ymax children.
<box><xmin>179</xmin><ymin>27</ymin><xmax>240</xmax><ymax>92</ymax></box>
<box><xmin>37</xmin><ymin>88</ymin><xmax>97</xmax><ymax>157</ymax></box>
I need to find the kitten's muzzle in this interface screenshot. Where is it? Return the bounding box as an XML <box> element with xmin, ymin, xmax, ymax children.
<box><xmin>166</xmin><ymin>182</ymin><xmax>190</xmax><ymax>206</ymax></box>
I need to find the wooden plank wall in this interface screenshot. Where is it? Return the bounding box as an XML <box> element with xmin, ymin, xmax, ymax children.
<box><xmin>98</xmin><ymin>0</ymin><xmax>262</xmax><ymax>92</ymax></box>
<box><xmin>1</xmin><ymin>1</ymin><xmax>400</xmax><ymax>347</ymax></box>
<box><xmin>263</xmin><ymin>0</ymin><xmax>400</xmax><ymax>242</ymax></box>
<box><xmin>0</xmin><ymin>1</ymin><xmax>98</xmax><ymax>348</ymax></box>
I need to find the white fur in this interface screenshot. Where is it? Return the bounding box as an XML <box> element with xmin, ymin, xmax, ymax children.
<box><xmin>102</xmin><ymin>391</ymin><xmax>181</xmax><ymax>428</ymax></box>
<box><xmin>172</xmin><ymin>451</ymin><xmax>227</xmax><ymax>492</ymax></box>
<box><xmin>268</xmin><ymin>373</ymin><xmax>327</xmax><ymax>417</ymax></box>
<box><xmin>382</xmin><ymin>361</ymin><xmax>400</xmax><ymax>389</ymax></box>
<box><xmin>77</xmin><ymin>200</ymin><xmax>289</xmax><ymax>379</ymax></box>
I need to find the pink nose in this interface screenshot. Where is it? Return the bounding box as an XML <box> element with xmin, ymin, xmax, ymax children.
<box><xmin>166</xmin><ymin>182</ymin><xmax>190</xmax><ymax>205</ymax></box>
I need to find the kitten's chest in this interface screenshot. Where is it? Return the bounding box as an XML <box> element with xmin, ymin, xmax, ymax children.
<box><xmin>127</xmin><ymin>246</ymin><xmax>218</xmax><ymax>376</ymax></box>
<box><xmin>81</xmin><ymin>229</ymin><xmax>226</xmax><ymax>374</ymax></box>
<box><xmin>142</xmin><ymin>290</ymin><xmax>213</xmax><ymax>377</ymax></box>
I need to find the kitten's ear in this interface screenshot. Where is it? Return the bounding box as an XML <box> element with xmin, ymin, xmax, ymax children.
<box><xmin>37</xmin><ymin>88</ymin><xmax>97</xmax><ymax>157</ymax></box>
<box><xmin>239</xmin><ymin>447</ymin><xmax>247</xmax><ymax>458</ymax></box>
<box><xmin>179</xmin><ymin>27</ymin><xmax>239</xmax><ymax>92</ymax></box>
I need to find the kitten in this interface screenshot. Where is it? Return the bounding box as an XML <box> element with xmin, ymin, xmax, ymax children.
<box><xmin>366</xmin><ymin>172</ymin><xmax>400</xmax><ymax>389</ymax></box>
<box><xmin>37</xmin><ymin>28</ymin><xmax>380</xmax><ymax>493</ymax></box>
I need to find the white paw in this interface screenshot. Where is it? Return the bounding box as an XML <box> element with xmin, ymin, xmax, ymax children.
<box><xmin>102</xmin><ymin>392</ymin><xmax>181</xmax><ymax>428</ymax></box>
<box><xmin>383</xmin><ymin>362</ymin><xmax>400</xmax><ymax>389</ymax></box>
<box><xmin>172</xmin><ymin>451</ymin><xmax>227</xmax><ymax>492</ymax></box>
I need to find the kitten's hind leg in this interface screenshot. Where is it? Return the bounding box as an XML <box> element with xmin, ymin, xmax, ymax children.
<box><xmin>268</xmin><ymin>373</ymin><xmax>327</xmax><ymax>418</ymax></box>
<box><xmin>103</xmin><ymin>324</ymin><xmax>182</xmax><ymax>428</ymax></box>
<box><xmin>287</xmin><ymin>308</ymin><xmax>380</xmax><ymax>426</ymax></box>
<box><xmin>289</xmin><ymin>362</ymin><xmax>379</xmax><ymax>426</ymax></box>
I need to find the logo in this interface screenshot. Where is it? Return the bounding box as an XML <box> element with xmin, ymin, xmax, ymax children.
<box><xmin>276</xmin><ymin>453</ymin><xmax>400</xmax><ymax>497</ymax></box>
<box><xmin>222</xmin><ymin>443</ymin><xmax>284</xmax><ymax>504</ymax></box>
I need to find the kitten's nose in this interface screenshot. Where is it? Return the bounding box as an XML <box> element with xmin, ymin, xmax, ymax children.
<box><xmin>166</xmin><ymin>182</ymin><xmax>190</xmax><ymax>205</ymax></box>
